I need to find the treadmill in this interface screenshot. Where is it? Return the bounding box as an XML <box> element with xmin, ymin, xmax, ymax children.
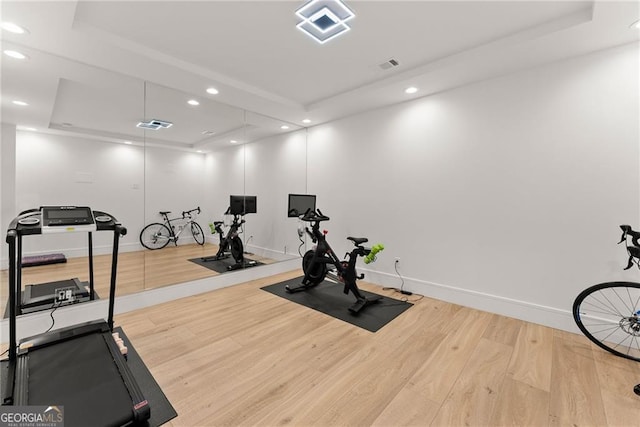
<box><xmin>2</xmin><ymin>206</ymin><xmax>151</xmax><ymax>426</ymax></box>
<box><xmin>15</xmin><ymin>207</ymin><xmax>96</xmax><ymax>314</ymax></box>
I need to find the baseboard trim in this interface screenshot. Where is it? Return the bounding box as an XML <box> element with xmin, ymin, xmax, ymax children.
<box><xmin>361</xmin><ymin>268</ymin><xmax>580</xmax><ymax>334</ymax></box>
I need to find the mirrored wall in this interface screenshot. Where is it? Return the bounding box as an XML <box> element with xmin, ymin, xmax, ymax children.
<box><xmin>1</xmin><ymin>54</ymin><xmax>308</xmax><ymax>317</ymax></box>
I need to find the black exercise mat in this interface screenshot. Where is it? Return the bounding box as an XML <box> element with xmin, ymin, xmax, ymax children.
<box><xmin>0</xmin><ymin>327</ymin><xmax>177</xmax><ymax>427</ymax></box>
<box><xmin>261</xmin><ymin>277</ymin><xmax>412</xmax><ymax>332</ymax></box>
<box><xmin>189</xmin><ymin>256</ymin><xmax>264</xmax><ymax>273</ymax></box>
<box><xmin>114</xmin><ymin>327</ymin><xmax>177</xmax><ymax>427</ymax></box>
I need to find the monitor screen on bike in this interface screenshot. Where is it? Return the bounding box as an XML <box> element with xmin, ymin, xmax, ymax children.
<box><xmin>229</xmin><ymin>195</ymin><xmax>257</xmax><ymax>215</ymax></box>
<box><xmin>287</xmin><ymin>194</ymin><xmax>316</xmax><ymax>218</ymax></box>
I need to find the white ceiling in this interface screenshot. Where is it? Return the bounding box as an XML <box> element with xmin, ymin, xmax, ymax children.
<box><xmin>1</xmin><ymin>1</ymin><xmax>638</xmax><ymax>151</ymax></box>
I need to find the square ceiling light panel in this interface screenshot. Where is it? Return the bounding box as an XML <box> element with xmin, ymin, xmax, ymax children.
<box><xmin>136</xmin><ymin>119</ymin><xmax>173</xmax><ymax>130</ymax></box>
<box><xmin>295</xmin><ymin>0</ymin><xmax>355</xmax><ymax>44</ymax></box>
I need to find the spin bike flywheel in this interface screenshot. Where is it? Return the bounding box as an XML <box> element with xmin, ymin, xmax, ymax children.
<box><xmin>302</xmin><ymin>250</ymin><xmax>327</xmax><ymax>285</ymax></box>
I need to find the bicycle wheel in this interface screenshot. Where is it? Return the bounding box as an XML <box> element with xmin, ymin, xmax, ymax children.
<box><xmin>190</xmin><ymin>222</ymin><xmax>205</xmax><ymax>245</ymax></box>
<box><xmin>140</xmin><ymin>223</ymin><xmax>172</xmax><ymax>250</ymax></box>
<box><xmin>573</xmin><ymin>281</ymin><xmax>640</xmax><ymax>362</ymax></box>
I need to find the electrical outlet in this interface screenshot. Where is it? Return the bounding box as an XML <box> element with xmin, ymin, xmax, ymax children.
<box><xmin>55</xmin><ymin>287</ymin><xmax>74</xmax><ymax>302</ymax></box>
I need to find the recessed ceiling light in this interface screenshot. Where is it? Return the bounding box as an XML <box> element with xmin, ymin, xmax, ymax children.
<box><xmin>187</xmin><ymin>99</ymin><xmax>200</xmax><ymax>106</ymax></box>
<box><xmin>196</xmin><ymin>150</ymin><xmax>203</xmax><ymax>153</ymax></box>
<box><xmin>1</xmin><ymin>22</ymin><xmax>28</xmax><ymax>34</ymax></box>
<box><xmin>17</xmin><ymin>126</ymin><xmax>37</xmax><ymax>132</ymax></box>
<box><xmin>296</xmin><ymin>0</ymin><xmax>355</xmax><ymax>44</ymax></box>
<box><xmin>201</xmin><ymin>130</ymin><xmax>216</xmax><ymax>136</ymax></box>
<box><xmin>281</xmin><ymin>125</ymin><xmax>290</xmax><ymax>130</ymax></box>
<box><xmin>12</xmin><ymin>100</ymin><xmax>28</xmax><ymax>106</ymax></box>
<box><xmin>61</xmin><ymin>122</ymin><xmax>73</xmax><ymax>127</ymax></box>
<box><xmin>124</xmin><ymin>141</ymin><xmax>133</xmax><ymax>145</ymax></box>
<box><xmin>302</xmin><ymin>119</ymin><xmax>311</xmax><ymax>124</ymax></box>
<box><xmin>631</xmin><ymin>19</ymin><xmax>640</xmax><ymax>29</ymax></box>
<box><xmin>3</xmin><ymin>50</ymin><xmax>28</xmax><ymax>60</ymax></box>
<box><xmin>230</xmin><ymin>140</ymin><xmax>238</xmax><ymax>144</ymax></box>
<box><xmin>206</xmin><ymin>87</ymin><xmax>219</xmax><ymax>95</ymax></box>
<box><xmin>405</xmin><ymin>87</ymin><xmax>418</xmax><ymax>94</ymax></box>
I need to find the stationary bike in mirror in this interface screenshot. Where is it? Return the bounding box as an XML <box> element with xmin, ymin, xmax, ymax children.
<box><xmin>204</xmin><ymin>208</ymin><xmax>257</xmax><ymax>271</ymax></box>
<box><xmin>286</xmin><ymin>209</ymin><xmax>384</xmax><ymax>314</ymax></box>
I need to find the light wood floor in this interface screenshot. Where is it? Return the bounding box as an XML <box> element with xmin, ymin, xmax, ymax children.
<box><xmin>113</xmin><ymin>270</ymin><xmax>640</xmax><ymax>427</ymax></box>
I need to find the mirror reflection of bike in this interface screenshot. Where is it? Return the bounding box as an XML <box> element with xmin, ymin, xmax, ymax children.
<box><xmin>201</xmin><ymin>195</ymin><xmax>258</xmax><ymax>271</ymax></box>
<box><xmin>139</xmin><ymin>207</ymin><xmax>204</xmax><ymax>250</ymax></box>
<box><xmin>286</xmin><ymin>208</ymin><xmax>384</xmax><ymax>314</ymax></box>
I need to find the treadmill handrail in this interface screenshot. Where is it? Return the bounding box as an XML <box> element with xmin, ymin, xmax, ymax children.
<box><xmin>5</xmin><ymin>208</ymin><xmax>126</xmax><ymax>363</ymax></box>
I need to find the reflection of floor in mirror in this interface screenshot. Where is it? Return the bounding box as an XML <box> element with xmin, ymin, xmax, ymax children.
<box><xmin>0</xmin><ymin>243</ymin><xmax>278</xmax><ymax>312</ymax></box>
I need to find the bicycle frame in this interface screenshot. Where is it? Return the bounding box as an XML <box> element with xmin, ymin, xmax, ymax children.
<box><xmin>140</xmin><ymin>207</ymin><xmax>204</xmax><ymax>250</ymax></box>
<box><xmin>205</xmin><ymin>214</ymin><xmax>241</xmax><ymax>256</ymax></box>
<box><xmin>287</xmin><ymin>209</ymin><xmax>382</xmax><ymax>314</ymax></box>
<box><xmin>160</xmin><ymin>212</ymin><xmax>197</xmax><ymax>242</ymax></box>
<box><xmin>304</xmin><ymin>221</ymin><xmax>348</xmax><ymax>283</ymax></box>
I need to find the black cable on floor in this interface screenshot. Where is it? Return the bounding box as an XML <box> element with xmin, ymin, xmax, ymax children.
<box><xmin>43</xmin><ymin>302</ymin><xmax>60</xmax><ymax>334</ymax></box>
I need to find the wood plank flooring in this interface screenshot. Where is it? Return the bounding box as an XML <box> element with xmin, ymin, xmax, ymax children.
<box><xmin>111</xmin><ymin>271</ymin><xmax>640</xmax><ymax>426</ymax></box>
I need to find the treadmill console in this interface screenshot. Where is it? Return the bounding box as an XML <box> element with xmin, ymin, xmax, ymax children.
<box><xmin>41</xmin><ymin>206</ymin><xmax>97</xmax><ymax>233</ymax></box>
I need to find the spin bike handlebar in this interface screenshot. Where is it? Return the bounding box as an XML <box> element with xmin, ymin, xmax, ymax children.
<box><xmin>300</xmin><ymin>209</ymin><xmax>330</xmax><ymax>223</ymax></box>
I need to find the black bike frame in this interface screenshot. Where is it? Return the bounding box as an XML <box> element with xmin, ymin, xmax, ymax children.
<box><xmin>303</xmin><ymin>218</ymin><xmax>368</xmax><ymax>300</ymax></box>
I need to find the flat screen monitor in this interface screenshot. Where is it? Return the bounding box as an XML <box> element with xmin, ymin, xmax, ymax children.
<box><xmin>229</xmin><ymin>195</ymin><xmax>257</xmax><ymax>215</ymax></box>
<box><xmin>287</xmin><ymin>194</ymin><xmax>316</xmax><ymax>218</ymax></box>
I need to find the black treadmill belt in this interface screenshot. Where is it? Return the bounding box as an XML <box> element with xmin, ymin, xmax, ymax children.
<box><xmin>28</xmin><ymin>333</ymin><xmax>134</xmax><ymax>427</ymax></box>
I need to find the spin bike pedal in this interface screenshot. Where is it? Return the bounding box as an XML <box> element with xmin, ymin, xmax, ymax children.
<box><xmin>348</xmin><ymin>295</ymin><xmax>383</xmax><ymax>314</ymax></box>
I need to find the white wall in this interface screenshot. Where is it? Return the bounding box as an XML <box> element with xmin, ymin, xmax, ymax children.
<box><xmin>12</xmin><ymin>133</ymin><xmax>214</xmax><ymax>256</ymax></box>
<box><xmin>143</xmin><ymin>146</ymin><xmax>207</xmax><ymax>243</ymax></box>
<box><xmin>14</xmin><ymin>132</ymin><xmax>145</xmax><ymax>255</ymax></box>
<box><xmin>245</xmin><ymin>129</ymin><xmax>308</xmax><ymax>259</ymax></box>
<box><xmin>244</xmin><ymin>42</ymin><xmax>640</xmax><ymax>331</ymax></box>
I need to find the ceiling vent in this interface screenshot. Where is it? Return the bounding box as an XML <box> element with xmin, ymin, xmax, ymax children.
<box><xmin>136</xmin><ymin>119</ymin><xmax>173</xmax><ymax>130</ymax></box>
<box><xmin>378</xmin><ymin>58</ymin><xmax>400</xmax><ymax>70</ymax></box>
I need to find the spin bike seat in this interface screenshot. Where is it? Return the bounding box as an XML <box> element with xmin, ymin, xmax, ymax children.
<box><xmin>347</xmin><ymin>237</ymin><xmax>368</xmax><ymax>246</ymax></box>
<box><xmin>159</xmin><ymin>211</ymin><xmax>171</xmax><ymax>215</ymax></box>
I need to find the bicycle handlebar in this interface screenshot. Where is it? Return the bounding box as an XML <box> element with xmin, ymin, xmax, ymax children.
<box><xmin>619</xmin><ymin>225</ymin><xmax>640</xmax><ymax>270</ymax></box>
<box><xmin>619</xmin><ymin>225</ymin><xmax>640</xmax><ymax>246</ymax></box>
<box><xmin>182</xmin><ymin>207</ymin><xmax>201</xmax><ymax>218</ymax></box>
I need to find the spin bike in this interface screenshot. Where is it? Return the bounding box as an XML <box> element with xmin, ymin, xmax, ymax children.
<box><xmin>286</xmin><ymin>209</ymin><xmax>384</xmax><ymax>314</ymax></box>
<box><xmin>202</xmin><ymin>208</ymin><xmax>257</xmax><ymax>271</ymax></box>
<box><xmin>573</xmin><ymin>225</ymin><xmax>640</xmax><ymax>395</ymax></box>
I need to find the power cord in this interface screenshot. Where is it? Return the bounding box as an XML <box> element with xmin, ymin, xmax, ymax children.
<box><xmin>0</xmin><ymin>303</ymin><xmax>61</xmax><ymax>361</ymax></box>
<box><xmin>382</xmin><ymin>260</ymin><xmax>424</xmax><ymax>302</ymax></box>
<box><xmin>43</xmin><ymin>302</ymin><xmax>60</xmax><ymax>334</ymax></box>
<box><xmin>297</xmin><ymin>221</ymin><xmax>305</xmax><ymax>257</ymax></box>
